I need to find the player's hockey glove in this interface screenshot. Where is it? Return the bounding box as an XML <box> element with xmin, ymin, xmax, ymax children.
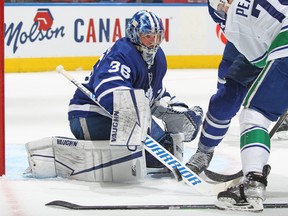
<box><xmin>209</xmin><ymin>0</ymin><xmax>231</xmax><ymax>11</ymax></box>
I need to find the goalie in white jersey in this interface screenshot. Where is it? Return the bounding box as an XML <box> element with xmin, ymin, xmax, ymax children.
<box><xmin>209</xmin><ymin>0</ymin><xmax>288</xmax><ymax>212</ymax></box>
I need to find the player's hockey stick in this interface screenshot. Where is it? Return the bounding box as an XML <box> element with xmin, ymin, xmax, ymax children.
<box><xmin>204</xmin><ymin>169</ymin><xmax>243</xmax><ymax>182</ymax></box>
<box><xmin>46</xmin><ymin>200</ymin><xmax>288</xmax><ymax>210</ymax></box>
<box><xmin>56</xmin><ymin>65</ymin><xmax>235</xmax><ymax>196</ymax></box>
<box><xmin>269</xmin><ymin>110</ymin><xmax>288</xmax><ymax>138</ymax></box>
<box><xmin>204</xmin><ymin>111</ymin><xmax>288</xmax><ymax>182</ymax></box>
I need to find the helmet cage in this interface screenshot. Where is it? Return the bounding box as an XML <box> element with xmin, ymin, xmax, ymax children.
<box><xmin>127</xmin><ymin>10</ymin><xmax>164</xmax><ymax>66</ymax></box>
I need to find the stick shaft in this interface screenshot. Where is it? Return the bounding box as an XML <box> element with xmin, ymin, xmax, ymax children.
<box><xmin>46</xmin><ymin>200</ymin><xmax>288</xmax><ymax>210</ymax></box>
<box><xmin>57</xmin><ymin>67</ymin><xmax>112</xmax><ymax>118</ymax></box>
<box><xmin>269</xmin><ymin>111</ymin><xmax>288</xmax><ymax>138</ymax></box>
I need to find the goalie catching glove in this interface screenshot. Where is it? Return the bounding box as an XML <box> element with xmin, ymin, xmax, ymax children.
<box><xmin>151</xmin><ymin>96</ymin><xmax>203</xmax><ymax>142</ymax></box>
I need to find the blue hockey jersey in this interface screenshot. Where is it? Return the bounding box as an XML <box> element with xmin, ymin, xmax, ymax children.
<box><xmin>68</xmin><ymin>37</ymin><xmax>168</xmax><ymax>120</ymax></box>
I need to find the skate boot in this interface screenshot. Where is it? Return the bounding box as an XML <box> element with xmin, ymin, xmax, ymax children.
<box><xmin>276</xmin><ymin>117</ymin><xmax>288</xmax><ymax>139</ymax></box>
<box><xmin>215</xmin><ymin>164</ymin><xmax>271</xmax><ymax>212</ymax></box>
<box><xmin>185</xmin><ymin>148</ymin><xmax>214</xmax><ymax>174</ymax></box>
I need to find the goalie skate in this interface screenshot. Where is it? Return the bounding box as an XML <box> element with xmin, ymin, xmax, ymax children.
<box><xmin>215</xmin><ymin>197</ymin><xmax>264</xmax><ymax>212</ymax></box>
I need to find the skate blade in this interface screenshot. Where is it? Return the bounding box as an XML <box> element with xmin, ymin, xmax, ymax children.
<box><xmin>215</xmin><ymin>198</ymin><xmax>263</xmax><ymax>212</ymax></box>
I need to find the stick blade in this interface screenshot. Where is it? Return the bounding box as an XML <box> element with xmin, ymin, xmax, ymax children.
<box><xmin>46</xmin><ymin>200</ymin><xmax>78</xmax><ymax>209</ymax></box>
<box><xmin>204</xmin><ymin>169</ymin><xmax>243</xmax><ymax>182</ymax></box>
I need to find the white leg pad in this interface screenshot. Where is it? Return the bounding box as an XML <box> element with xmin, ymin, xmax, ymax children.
<box><xmin>25</xmin><ymin>137</ymin><xmax>56</xmax><ymax>178</ymax></box>
<box><xmin>26</xmin><ymin>137</ymin><xmax>146</xmax><ymax>182</ymax></box>
<box><xmin>170</xmin><ymin>133</ymin><xmax>185</xmax><ymax>162</ymax></box>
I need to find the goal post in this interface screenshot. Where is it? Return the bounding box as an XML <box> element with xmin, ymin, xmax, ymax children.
<box><xmin>0</xmin><ymin>0</ymin><xmax>5</xmax><ymax>176</ymax></box>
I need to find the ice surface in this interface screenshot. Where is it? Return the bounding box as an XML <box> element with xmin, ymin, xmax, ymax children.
<box><xmin>2</xmin><ymin>69</ymin><xmax>288</xmax><ymax>216</ymax></box>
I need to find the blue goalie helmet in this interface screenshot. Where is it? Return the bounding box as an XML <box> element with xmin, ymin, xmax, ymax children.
<box><xmin>127</xmin><ymin>10</ymin><xmax>164</xmax><ymax>67</ymax></box>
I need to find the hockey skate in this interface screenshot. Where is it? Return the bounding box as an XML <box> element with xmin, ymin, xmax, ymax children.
<box><xmin>186</xmin><ymin>149</ymin><xmax>214</xmax><ymax>174</ymax></box>
<box><xmin>276</xmin><ymin>117</ymin><xmax>288</xmax><ymax>139</ymax></box>
<box><xmin>215</xmin><ymin>164</ymin><xmax>271</xmax><ymax>212</ymax></box>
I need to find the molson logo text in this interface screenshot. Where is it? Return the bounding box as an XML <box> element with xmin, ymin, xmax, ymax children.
<box><xmin>5</xmin><ymin>8</ymin><xmax>65</xmax><ymax>54</ymax></box>
<box><xmin>4</xmin><ymin>8</ymin><xmax>170</xmax><ymax>54</ymax></box>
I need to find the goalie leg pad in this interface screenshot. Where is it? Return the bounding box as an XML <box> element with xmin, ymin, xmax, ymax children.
<box><xmin>26</xmin><ymin>137</ymin><xmax>146</xmax><ymax>182</ymax></box>
<box><xmin>25</xmin><ymin>137</ymin><xmax>57</xmax><ymax>178</ymax></box>
<box><xmin>170</xmin><ymin>133</ymin><xmax>185</xmax><ymax>162</ymax></box>
<box><xmin>53</xmin><ymin>137</ymin><xmax>146</xmax><ymax>182</ymax></box>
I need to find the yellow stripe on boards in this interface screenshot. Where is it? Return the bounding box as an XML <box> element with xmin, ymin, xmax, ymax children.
<box><xmin>5</xmin><ymin>55</ymin><xmax>223</xmax><ymax>73</ymax></box>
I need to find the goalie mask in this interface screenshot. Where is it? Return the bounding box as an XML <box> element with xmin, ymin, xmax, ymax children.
<box><xmin>127</xmin><ymin>10</ymin><xmax>164</xmax><ymax>67</ymax></box>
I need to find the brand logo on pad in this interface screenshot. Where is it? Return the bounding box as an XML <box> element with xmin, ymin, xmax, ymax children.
<box><xmin>110</xmin><ymin>111</ymin><xmax>120</xmax><ymax>142</ymax></box>
<box><xmin>57</xmin><ymin>139</ymin><xmax>78</xmax><ymax>147</ymax></box>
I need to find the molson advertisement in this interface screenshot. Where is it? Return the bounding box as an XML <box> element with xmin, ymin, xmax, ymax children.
<box><xmin>4</xmin><ymin>4</ymin><xmax>225</xmax><ymax>72</ymax></box>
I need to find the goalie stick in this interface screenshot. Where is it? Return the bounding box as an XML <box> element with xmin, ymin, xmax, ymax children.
<box><xmin>203</xmin><ymin>111</ymin><xmax>288</xmax><ymax>182</ymax></box>
<box><xmin>56</xmin><ymin>65</ymin><xmax>235</xmax><ymax>196</ymax></box>
<box><xmin>45</xmin><ymin>200</ymin><xmax>288</xmax><ymax>210</ymax></box>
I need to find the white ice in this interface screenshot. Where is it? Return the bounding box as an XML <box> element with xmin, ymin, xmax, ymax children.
<box><xmin>2</xmin><ymin>69</ymin><xmax>288</xmax><ymax>216</ymax></box>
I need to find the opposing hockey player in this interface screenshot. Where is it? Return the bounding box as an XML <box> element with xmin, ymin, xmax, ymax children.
<box><xmin>206</xmin><ymin>0</ymin><xmax>288</xmax><ymax>212</ymax></box>
<box><xmin>187</xmin><ymin>0</ymin><xmax>288</xmax><ymax>179</ymax></box>
<box><xmin>186</xmin><ymin>42</ymin><xmax>262</xmax><ymax>175</ymax></box>
<box><xmin>25</xmin><ymin>10</ymin><xmax>203</xmax><ymax>183</ymax></box>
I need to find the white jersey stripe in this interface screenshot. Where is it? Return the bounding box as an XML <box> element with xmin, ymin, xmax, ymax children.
<box><xmin>97</xmin><ymin>86</ymin><xmax>131</xmax><ymax>102</ymax></box>
<box><xmin>94</xmin><ymin>76</ymin><xmax>124</xmax><ymax>94</ymax></box>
